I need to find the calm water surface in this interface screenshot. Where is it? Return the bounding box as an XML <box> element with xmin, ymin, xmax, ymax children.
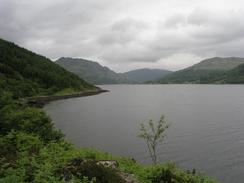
<box><xmin>44</xmin><ymin>85</ymin><xmax>244</xmax><ymax>183</ymax></box>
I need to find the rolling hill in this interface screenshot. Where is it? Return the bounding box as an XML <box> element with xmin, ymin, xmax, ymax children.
<box><xmin>220</xmin><ymin>63</ymin><xmax>244</xmax><ymax>83</ymax></box>
<box><xmin>56</xmin><ymin>57</ymin><xmax>132</xmax><ymax>84</ymax></box>
<box><xmin>0</xmin><ymin>38</ymin><xmax>94</xmax><ymax>98</ymax></box>
<box><xmin>123</xmin><ymin>68</ymin><xmax>172</xmax><ymax>83</ymax></box>
<box><xmin>159</xmin><ymin>57</ymin><xmax>244</xmax><ymax>84</ymax></box>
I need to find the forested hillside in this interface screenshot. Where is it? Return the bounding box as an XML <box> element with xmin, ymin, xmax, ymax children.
<box><xmin>0</xmin><ymin>39</ymin><xmax>94</xmax><ymax>99</ymax></box>
<box><xmin>159</xmin><ymin>57</ymin><xmax>244</xmax><ymax>84</ymax></box>
<box><xmin>223</xmin><ymin>63</ymin><xmax>244</xmax><ymax>83</ymax></box>
<box><xmin>123</xmin><ymin>68</ymin><xmax>172</xmax><ymax>83</ymax></box>
<box><xmin>56</xmin><ymin>57</ymin><xmax>132</xmax><ymax>84</ymax></box>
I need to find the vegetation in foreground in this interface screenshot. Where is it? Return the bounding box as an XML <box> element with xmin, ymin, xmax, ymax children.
<box><xmin>0</xmin><ymin>92</ymin><xmax>218</xmax><ymax>183</ymax></box>
<box><xmin>0</xmin><ymin>38</ymin><xmax>218</xmax><ymax>182</ymax></box>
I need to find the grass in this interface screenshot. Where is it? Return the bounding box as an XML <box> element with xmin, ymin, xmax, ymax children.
<box><xmin>54</xmin><ymin>88</ymin><xmax>80</xmax><ymax>96</ymax></box>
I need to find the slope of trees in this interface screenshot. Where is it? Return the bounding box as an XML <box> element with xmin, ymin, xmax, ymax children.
<box><xmin>158</xmin><ymin>57</ymin><xmax>244</xmax><ymax>84</ymax></box>
<box><xmin>123</xmin><ymin>68</ymin><xmax>172</xmax><ymax>83</ymax></box>
<box><xmin>224</xmin><ymin>63</ymin><xmax>244</xmax><ymax>83</ymax></box>
<box><xmin>159</xmin><ymin>69</ymin><xmax>227</xmax><ymax>84</ymax></box>
<box><xmin>56</xmin><ymin>57</ymin><xmax>133</xmax><ymax>84</ymax></box>
<box><xmin>0</xmin><ymin>39</ymin><xmax>94</xmax><ymax>98</ymax></box>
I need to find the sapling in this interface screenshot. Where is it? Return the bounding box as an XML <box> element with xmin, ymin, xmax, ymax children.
<box><xmin>138</xmin><ymin>115</ymin><xmax>170</xmax><ymax>164</ymax></box>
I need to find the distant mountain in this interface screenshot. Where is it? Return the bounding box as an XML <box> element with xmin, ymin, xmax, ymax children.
<box><xmin>123</xmin><ymin>68</ymin><xmax>172</xmax><ymax>83</ymax></box>
<box><xmin>220</xmin><ymin>63</ymin><xmax>244</xmax><ymax>84</ymax></box>
<box><xmin>56</xmin><ymin>57</ymin><xmax>132</xmax><ymax>84</ymax></box>
<box><xmin>159</xmin><ymin>57</ymin><xmax>244</xmax><ymax>84</ymax></box>
<box><xmin>0</xmin><ymin>38</ymin><xmax>94</xmax><ymax>98</ymax></box>
<box><xmin>185</xmin><ymin>57</ymin><xmax>244</xmax><ymax>71</ymax></box>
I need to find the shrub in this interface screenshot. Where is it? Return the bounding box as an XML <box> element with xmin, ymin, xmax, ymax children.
<box><xmin>0</xmin><ymin>105</ymin><xmax>63</xmax><ymax>142</ymax></box>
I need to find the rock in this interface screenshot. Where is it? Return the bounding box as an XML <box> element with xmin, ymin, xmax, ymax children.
<box><xmin>96</xmin><ymin>160</ymin><xmax>140</xmax><ymax>183</ymax></box>
<box><xmin>96</xmin><ymin>160</ymin><xmax>119</xmax><ymax>169</ymax></box>
<box><xmin>119</xmin><ymin>172</ymin><xmax>140</xmax><ymax>183</ymax></box>
<box><xmin>58</xmin><ymin>158</ymin><xmax>140</xmax><ymax>183</ymax></box>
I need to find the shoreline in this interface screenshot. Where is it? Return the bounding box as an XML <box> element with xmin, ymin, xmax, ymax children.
<box><xmin>26</xmin><ymin>88</ymin><xmax>109</xmax><ymax>107</ymax></box>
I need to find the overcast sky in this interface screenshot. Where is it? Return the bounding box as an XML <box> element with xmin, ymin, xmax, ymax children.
<box><xmin>1</xmin><ymin>0</ymin><xmax>244</xmax><ymax>72</ymax></box>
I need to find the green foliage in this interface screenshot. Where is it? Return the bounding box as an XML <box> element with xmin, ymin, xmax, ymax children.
<box><xmin>0</xmin><ymin>38</ymin><xmax>94</xmax><ymax>99</ymax></box>
<box><xmin>0</xmin><ymin>91</ymin><xmax>13</xmax><ymax>108</ymax></box>
<box><xmin>57</xmin><ymin>158</ymin><xmax>125</xmax><ymax>183</ymax></box>
<box><xmin>0</xmin><ymin>101</ymin><xmax>63</xmax><ymax>142</ymax></box>
<box><xmin>0</xmin><ymin>131</ymin><xmax>41</xmax><ymax>182</ymax></box>
<box><xmin>0</xmin><ymin>174</ymin><xmax>25</xmax><ymax>183</ymax></box>
<box><xmin>223</xmin><ymin>63</ymin><xmax>244</xmax><ymax>83</ymax></box>
<box><xmin>138</xmin><ymin>116</ymin><xmax>170</xmax><ymax>164</ymax></box>
<box><xmin>0</xmin><ymin>130</ymin><xmax>218</xmax><ymax>183</ymax></box>
<box><xmin>80</xmin><ymin>177</ymin><xmax>96</xmax><ymax>183</ymax></box>
<box><xmin>133</xmin><ymin>163</ymin><xmax>217</xmax><ymax>183</ymax></box>
<box><xmin>54</xmin><ymin>88</ymin><xmax>79</xmax><ymax>96</ymax></box>
<box><xmin>0</xmin><ymin>95</ymin><xmax>219</xmax><ymax>183</ymax></box>
<box><xmin>0</xmin><ymin>131</ymin><xmax>42</xmax><ymax>159</ymax></box>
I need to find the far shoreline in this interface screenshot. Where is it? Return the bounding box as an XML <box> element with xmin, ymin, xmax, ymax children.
<box><xmin>26</xmin><ymin>88</ymin><xmax>109</xmax><ymax>107</ymax></box>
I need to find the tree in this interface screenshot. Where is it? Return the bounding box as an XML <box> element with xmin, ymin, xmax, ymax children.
<box><xmin>138</xmin><ymin>115</ymin><xmax>170</xmax><ymax>164</ymax></box>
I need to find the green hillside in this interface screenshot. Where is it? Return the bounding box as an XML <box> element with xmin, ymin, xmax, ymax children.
<box><xmin>187</xmin><ymin>57</ymin><xmax>244</xmax><ymax>71</ymax></box>
<box><xmin>0</xmin><ymin>38</ymin><xmax>94</xmax><ymax>99</ymax></box>
<box><xmin>159</xmin><ymin>57</ymin><xmax>244</xmax><ymax>84</ymax></box>
<box><xmin>221</xmin><ymin>63</ymin><xmax>244</xmax><ymax>83</ymax></box>
<box><xmin>56</xmin><ymin>57</ymin><xmax>132</xmax><ymax>84</ymax></box>
<box><xmin>123</xmin><ymin>68</ymin><xmax>172</xmax><ymax>83</ymax></box>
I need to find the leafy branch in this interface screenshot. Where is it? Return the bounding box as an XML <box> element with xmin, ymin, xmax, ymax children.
<box><xmin>138</xmin><ymin>115</ymin><xmax>170</xmax><ymax>164</ymax></box>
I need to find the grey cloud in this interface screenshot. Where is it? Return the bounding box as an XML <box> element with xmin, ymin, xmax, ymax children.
<box><xmin>149</xmin><ymin>8</ymin><xmax>244</xmax><ymax>59</ymax></box>
<box><xmin>1</xmin><ymin>0</ymin><xmax>244</xmax><ymax>71</ymax></box>
<box><xmin>187</xmin><ymin>8</ymin><xmax>212</xmax><ymax>26</ymax></box>
<box><xmin>164</xmin><ymin>14</ymin><xmax>186</xmax><ymax>28</ymax></box>
<box><xmin>111</xmin><ymin>18</ymin><xmax>147</xmax><ymax>31</ymax></box>
<box><xmin>99</xmin><ymin>8</ymin><xmax>244</xmax><ymax>65</ymax></box>
<box><xmin>97</xmin><ymin>18</ymin><xmax>148</xmax><ymax>46</ymax></box>
<box><xmin>187</xmin><ymin>9</ymin><xmax>244</xmax><ymax>45</ymax></box>
<box><xmin>0</xmin><ymin>0</ymin><xmax>117</xmax><ymax>57</ymax></box>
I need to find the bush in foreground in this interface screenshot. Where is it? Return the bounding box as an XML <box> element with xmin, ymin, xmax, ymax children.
<box><xmin>0</xmin><ymin>93</ymin><xmax>219</xmax><ymax>183</ymax></box>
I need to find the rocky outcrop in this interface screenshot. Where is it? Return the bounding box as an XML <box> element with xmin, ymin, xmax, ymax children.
<box><xmin>97</xmin><ymin>160</ymin><xmax>139</xmax><ymax>183</ymax></box>
<box><xmin>57</xmin><ymin>158</ymin><xmax>139</xmax><ymax>183</ymax></box>
<box><xmin>119</xmin><ymin>172</ymin><xmax>139</xmax><ymax>183</ymax></box>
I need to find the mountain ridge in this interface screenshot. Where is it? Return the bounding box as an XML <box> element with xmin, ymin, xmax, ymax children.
<box><xmin>56</xmin><ymin>57</ymin><xmax>133</xmax><ymax>84</ymax></box>
<box><xmin>56</xmin><ymin>58</ymin><xmax>173</xmax><ymax>84</ymax></box>
<box><xmin>123</xmin><ymin>68</ymin><xmax>172</xmax><ymax>83</ymax></box>
<box><xmin>158</xmin><ymin>57</ymin><xmax>244</xmax><ymax>84</ymax></box>
<box><xmin>187</xmin><ymin>57</ymin><xmax>244</xmax><ymax>71</ymax></box>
